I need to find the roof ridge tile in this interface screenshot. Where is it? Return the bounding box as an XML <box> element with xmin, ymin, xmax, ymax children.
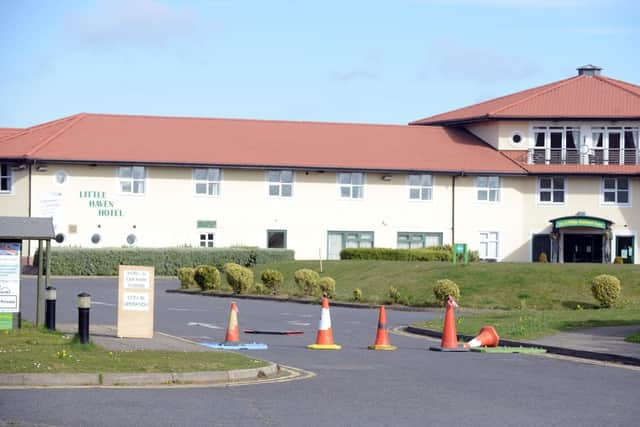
<box><xmin>24</xmin><ymin>114</ymin><xmax>87</xmax><ymax>157</ymax></box>
<box><xmin>595</xmin><ymin>75</ymin><xmax>640</xmax><ymax>99</ymax></box>
<box><xmin>0</xmin><ymin>114</ymin><xmax>85</xmax><ymax>145</ymax></box>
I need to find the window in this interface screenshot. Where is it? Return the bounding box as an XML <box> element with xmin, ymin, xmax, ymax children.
<box><xmin>327</xmin><ymin>231</ymin><xmax>373</xmax><ymax>259</ymax></box>
<box><xmin>91</xmin><ymin>233</ymin><xmax>101</xmax><ymax>244</ymax></box>
<box><xmin>397</xmin><ymin>232</ymin><xmax>443</xmax><ymax>249</ymax></box>
<box><xmin>199</xmin><ymin>232</ymin><xmax>214</xmax><ymax>247</ymax></box>
<box><xmin>338</xmin><ymin>172</ymin><xmax>364</xmax><ymax>199</ymax></box>
<box><xmin>267</xmin><ymin>230</ymin><xmax>287</xmax><ymax>248</ymax></box>
<box><xmin>475</xmin><ymin>176</ymin><xmax>500</xmax><ymax>202</ymax></box>
<box><xmin>603</xmin><ymin>177</ymin><xmax>630</xmax><ymax>205</ymax></box>
<box><xmin>267</xmin><ymin>170</ymin><xmax>293</xmax><ymax>197</ymax></box>
<box><xmin>591</xmin><ymin>127</ymin><xmax>639</xmax><ymax>165</ymax></box>
<box><xmin>118</xmin><ymin>166</ymin><xmax>145</xmax><ymax>194</ymax></box>
<box><xmin>0</xmin><ymin>164</ymin><xmax>12</xmax><ymax>193</ymax></box>
<box><xmin>54</xmin><ymin>170</ymin><xmax>67</xmax><ymax>185</ymax></box>
<box><xmin>408</xmin><ymin>174</ymin><xmax>433</xmax><ymax>201</ymax></box>
<box><xmin>538</xmin><ymin>177</ymin><xmax>565</xmax><ymax>204</ymax></box>
<box><xmin>126</xmin><ymin>234</ymin><xmax>137</xmax><ymax>246</ymax></box>
<box><xmin>194</xmin><ymin>168</ymin><xmax>221</xmax><ymax>196</ymax></box>
<box><xmin>531</xmin><ymin>126</ymin><xmax>580</xmax><ymax>164</ymax></box>
<box><xmin>479</xmin><ymin>231</ymin><xmax>499</xmax><ymax>260</ymax></box>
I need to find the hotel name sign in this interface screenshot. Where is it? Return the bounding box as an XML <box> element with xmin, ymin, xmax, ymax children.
<box><xmin>79</xmin><ymin>191</ymin><xmax>124</xmax><ymax>217</ymax></box>
<box><xmin>554</xmin><ymin>218</ymin><xmax>606</xmax><ymax>230</ymax></box>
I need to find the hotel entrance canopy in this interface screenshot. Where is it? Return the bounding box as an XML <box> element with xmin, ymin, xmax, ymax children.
<box><xmin>550</xmin><ymin>215</ymin><xmax>613</xmax><ymax>231</ymax></box>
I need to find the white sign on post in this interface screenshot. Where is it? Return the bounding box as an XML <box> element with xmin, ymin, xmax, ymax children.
<box><xmin>117</xmin><ymin>265</ymin><xmax>154</xmax><ymax>338</ymax></box>
<box><xmin>0</xmin><ymin>242</ymin><xmax>21</xmax><ymax>313</ymax></box>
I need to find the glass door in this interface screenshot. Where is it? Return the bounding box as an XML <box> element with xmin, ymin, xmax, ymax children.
<box><xmin>616</xmin><ymin>236</ymin><xmax>634</xmax><ymax>264</ymax></box>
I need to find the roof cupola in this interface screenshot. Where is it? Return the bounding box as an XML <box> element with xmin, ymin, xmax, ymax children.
<box><xmin>577</xmin><ymin>64</ymin><xmax>602</xmax><ymax>77</ymax></box>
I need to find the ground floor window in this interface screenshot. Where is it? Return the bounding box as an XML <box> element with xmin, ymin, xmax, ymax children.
<box><xmin>199</xmin><ymin>231</ymin><xmax>215</xmax><ymax>247</ymax></box>
<box><xmin>397</xmin><ymin>232</ymin><xmax>443</xmax><ymax>249</ymax></box>
<box><xmin>267</xmin><ymin>230</ymin><xmax>287</xmax><ymax>248</ymax></box>
<box><xmin>327</xmin><ymin>231</ymin><xmax>373</xmax><ymax>260</ymax></box>
<box><xmin>479</xmin><ymin>231</ymin><xmax>498</xmax><ymax>260</ymax></box>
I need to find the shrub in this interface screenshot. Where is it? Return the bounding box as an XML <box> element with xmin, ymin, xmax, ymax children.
<box><xmin>590</xmin><ymin>274</ymin><xmax>621</xmax><ymax>308</ymax></box>
<box><xmin>260</xmin><ymin>269</ymin><xmax>284</xmax><ymax>295</ymax></box>
<box><xmin>224</xmin><ymin>263</ymin><xmax>254</xmax><ymax>294</ymax></box>
<box><xmin>433</xmin><ymin>279</ymin><xmax>460</xmax><ymax>306</ymax></box>
<box><xmin>194</xmin><ymin>265</ymin><xmax>221</xmax><ymax>290</ymax></box>
<box><xmin>317</xmin><ymin>277</ymin><xmax>336</xmax><ymax>298</ymax></box>
<box><xmin>253</xmin><ymin>283</ymin><xmax>267</xmax><ymax>295</ymax></box>
<box><xmin>614</xmin><ymin>256</ymin><xmax>624</xmax><ymax>264</ymax></box>
<box><xmin>388</xmin><ymin>286</ymin><xmax>401</xmax><ymax>304</ymax></box>
<box><xmin>177</xmin><ymin>267</ymin><xmax>197</xmax><ymax>289</ymax></box>
<box><xmin>353</xmin><ymin>288</ymin><xmax>363</xmax><ymax>302</ymax></box>
<box><xmin>538</xmin><ymin>252</ymin><xmax>548</xmax><ymax>263</ymax></box>
<box><xmin>340</xmin><ymin>247</ymin><xmax>452</xmax><ymax>262</ymax></box>
<box><xmin>294</xmin><ymin>269</ymin><xmax>320</xmax><ymax>296</ymax></box>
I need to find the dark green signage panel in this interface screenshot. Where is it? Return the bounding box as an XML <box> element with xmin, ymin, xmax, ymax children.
<box><xmin>555</xmin><ymin>218</ymin><xmax>606</xmax><ymax>230</ymax></box>
<box><xmin>197</xmin><ymin>220</ymin><xmax>217</xmax><ymax>229</ymax></box>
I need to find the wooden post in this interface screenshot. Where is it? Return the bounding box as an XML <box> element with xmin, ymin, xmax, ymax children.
<box><xmin>319</xmin><ymin>248</ymin><xmax>323</xmax><ymax>273</ymax></box>
<box><xmin>36</xmin><ymin>240</ymin><xmax>43</xmax><ymax>326</ymax></box>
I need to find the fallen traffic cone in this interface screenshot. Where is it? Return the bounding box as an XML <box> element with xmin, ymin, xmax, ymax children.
<box><xmin>225</xmin><ymin>301</ymin><xmax>240</xmax><ymax>343</ymax></box>
<box><xmin>368</xmin><ymin>305</ymin><xmax>397</xmax><ymax>350</ymax></box>
<box><xmin>308</xmin><ymin>295</ymin><xmax>341</xmax><ymax>350</ymax></box>
<box><xmin>465</xmin><ymin>325</ymin><xmax>500</xmax><ymax>348</ymax></box>
<box><xmin>430</xmin><ymin>295</ymin><xmax>467</xmax><ymax>352</ymax></box>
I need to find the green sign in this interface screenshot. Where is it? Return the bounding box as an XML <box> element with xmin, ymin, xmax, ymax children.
<box><xmin>80</xmin><ymin>191</ymin><xmax>124</xmax><ymax>217</ymax></box>
<box><xmin>555</xmin><ymin>218</ymin><xmax>606</xmax><ymax>230</ymax></box>
<box><xmin>197</xmin><ymin>220</ymin><xmax>217</xmax><ymax>229</ymax></box>
<box><xmin>0</xmin><ymin>313</ymin><xmax>12</xmax><ymax>330</ymax></box>
<box><xmin>452</xmin><ymin>243</ymin><xmax>468</xmax><ymax>265</ymax></box>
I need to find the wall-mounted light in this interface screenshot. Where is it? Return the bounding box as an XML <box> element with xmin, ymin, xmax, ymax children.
<box><xmin>36</xmin><ymin>164</ymin><xmax>48</xmax><ymax>172</ymax></box>
<box><xmin>381</xmin><ymin>175</ymin><xmax>392</xmax><ymax>181</ymax></box>
<box><xmin>11</xmin><ymin>164</ymin><xmax>26</xmax><ymax>171</ymax></box>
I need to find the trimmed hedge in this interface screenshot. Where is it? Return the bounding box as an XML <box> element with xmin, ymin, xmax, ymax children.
<box><xmin>340</xmin><ymin>247</ymin><xmax>452</xmax><ymax>262</ymax></box>
<box><xmin>36</xmin><ymin>247</ymin><xmax>294</xmax><ymax>276</ymax></box>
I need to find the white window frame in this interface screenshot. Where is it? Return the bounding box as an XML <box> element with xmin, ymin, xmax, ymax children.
<box><xmin>530</xmin><ymin>126</ymin><xmax>580</xmax><ymax>164</ymax></box>
<box><xmin>475</xmin><ymin>176</ymin><xmax>500</xmax><ymax>203</ymax></box>
<box><xmin>267</xmin><ymin>170</ymin><xmax>294</xmax><ymax>198</ymax></box>
<box><xmin>407</xmin><ymin>174</ymin><xmax>433</xmax><ymax>201</ymax></box>
<box><xmin>537</xmin><ymin>177</ymin><xmax>566</xmax><ymax>205</ymax></box>
<box><xmin>193</xmin><ymin>168</ymin><xmax>221</xmax><ymax>197</ymax></box>
<box><xmin>397</xmin><ymin>232</ymin><xmax>443</xmax><ymax>249</ymax></box>
<box><xmin>198</xmin><ymin>230</ymin><xmax>215</xmax><ymax>248</ymax></box>
<box><xmin>118</xmin><ymin>166</ymin><xmax>146</xmax><ymax>195</ymax></box>
<box><xmin>479</xmin><ymin>231</ymin><xmax>499</xmax><ymax>260</ymax></box>
<box><xmin>591</xmin><ymin>126</ymin><xmax>639</xmax><ymax>165</ymax></box>
<box><xmin>602</xmin><ymin>177</ymin><xmax>631</xmax><ymax>206</ymax></box>
<box><xmin>0</xmin><ymin>164</ymin><xmax>14</xmax><ymax>194</ymax></box>
<box><xmin>338</xmin><ymin>172</ymin><xmax>364</xmax><ymax>199</ymax></box>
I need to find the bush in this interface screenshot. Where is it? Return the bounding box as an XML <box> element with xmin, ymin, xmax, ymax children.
<box><xmin>317</xmin><ymin>277</ymin><xmax>336</xmax><ymax>298</ymax></box>
<box><xmin>614</xmin><ymin>256</ymin><xmax>624</xmax><ymax>264</ymax></box>
<box><xmin>591</xmin><ymin>274</ymin><xmax>621</xmax><ymax>308</ymax></box>
<box><xmin>193</xmin><ymin>265</ymin><xmax>221</xmax><ymax>290</ymax></box>
<box><xmin>294</xmin><ymin>269</ymin><xmax>320</xmax><ymax>296</ymax></box>
<box><xmin>224</xmin><ymin>263</ymin><xmax>254</xmax><ymax>294</ymax></box>
<box><xmin>253</xmin><ymin>283</ymin><xmax>267</xmax><ymax>295</ymax></box>
<box><xmin>340</xmin><ymin>247</ymin><xmax>453</xmax><ymax>262</ymax></box>
<box><xmin>433</xmin><ymin>279</ymin><xmax>460</xmax><ymax>306</ymax></box>
<box><xmin>35</xmin><ymin>247</ymin><xmax>295</xmax><ymax>276</ymax></box>
<box><xmin>177</xmin><ymin>267</ymin><xmax>197</xmax><ymax>289</ymax></box>
<box><xmin>260</xmin><ymin>269</ymin><xmax>284</xmax><ymax>295</ymax></box>
<box><xmin>353</xmin><ymin>288</ymin><xmax>363</xmax><ymax>302</ymax></box>
<box><xmin>538</xmin><ymin>252</ymin><xmax>548</xmax><ymax>263</ymax></box>
<box><xmin>388</xmin><ymin>286</ymin><xmax>401</xmax><ymax>304</ymax></box>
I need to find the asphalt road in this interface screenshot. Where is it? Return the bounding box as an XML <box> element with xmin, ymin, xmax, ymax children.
<box><xmin>1</xmin><ymin>277</ymin><xmax>639</xmax><ymax>427</ymax></box>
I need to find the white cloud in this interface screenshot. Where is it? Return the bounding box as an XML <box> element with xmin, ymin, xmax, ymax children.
<box><xmin>66</xmin><ymin>0</ymin><xmax>195</xmax><ymax>48</ymax></box>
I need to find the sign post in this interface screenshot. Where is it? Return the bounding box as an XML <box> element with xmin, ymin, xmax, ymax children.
<box><xmin>0</xmin><ymin>241</ymin><xmax>21</xmax><ymax>330</ymax></box>
<box><xmin>452</xmin><ymin>243</ymin><xmax>468</xmax><ymax>265</ymax></box>
<box><xmin>117</xmin><ymin>265</ymin><xmax>155</xmax><ymax>338</ymax></box>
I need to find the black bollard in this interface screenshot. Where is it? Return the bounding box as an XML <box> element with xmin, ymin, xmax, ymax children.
<box><xmin>45</xmin><ymin>286</ymin><xmax>56</xmax><ymax>331</ymax></box>
<box><xmin>77</xmin><ymin>292</ymin><xmax>91</xmax><ymax>344</ymax></box>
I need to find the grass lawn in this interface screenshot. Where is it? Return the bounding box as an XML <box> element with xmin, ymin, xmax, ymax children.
<box><xmin>625</xmin><ymin>331</ymin><xmax>640</xmax><ymax>343</ymax></box>
<box><xmin>248</xmin><ymin>260</ymin><xmax>640</xmax><ymax>310</ymax></box>
<box><xmin>0</xmin><ymin>324</ymin><xmax>267</xmax><ymax>374</ymax></box>
<box><xmin>415</xmin><ymin>308</ymin><xmax>640</xmax><ymax>340</ymax></box>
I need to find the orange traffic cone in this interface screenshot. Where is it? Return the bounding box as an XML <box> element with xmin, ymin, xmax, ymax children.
<box><xmin>225</xmin><ymin>301</ymin><xmax>240</xmax><ymax>343</ymax></box>
<box><xmin>430</xmin><ymin>295</ymin><xmax>467</xmax><ymax>351</ymax></box>
<box><xmin>308</xmin><ymin>296</ymin><xmax>341</xmax><ymax>350</ymax></box>
<box><xmin>368</xmin><ymin>305</ymin><xmax>397</xmax><ymax>350</ymax></box>
<box><xmin>465</xmin><ymin>325</ymin><xmax>500</xmax><ymax>348</ymax></box>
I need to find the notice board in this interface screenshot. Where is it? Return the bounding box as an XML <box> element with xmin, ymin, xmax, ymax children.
<box><xmin>117</xmin><ymin>265</ymin><xmax>154</xmax><ymax>338</ymax></box>
<box><xmin>0</xmin><ymin>242</ymin><xmax>21</xmax><ymax>330</ymax></box>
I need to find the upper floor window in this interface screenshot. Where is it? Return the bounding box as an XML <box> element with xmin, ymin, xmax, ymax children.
<box><xmin>338</xmin><ymin>172</ymin><xmax>364</xmax><ymax>199</ymax></box>
<box><xmin>0</xmin><ymin>164</ymin><xmax>12</xmax><ymax>193</ymax></box>
<box><xmin>531</xmin><ymin>126</ymin><xmax>580</xmax><ymax>165</ymax></box>
<box><xmin>118</xmin><ymin>166</ymin><xmax>145</xmax><ymax>194</ymax></box>
<box><xmin>475</xmin><ymin>176</ymin><xmax>500</xmax><ymax>202</ymax></box>
<box><xmin>267</xmin><ymin>170</ymin><xmax>293</xmax><ymax>197</ymax></box>
<box><xmin>591</xmin><ymin>127</ymin><xmax>638</xmax><ymax>165</ymax></box>
<box><xmin>538</xmin><ymin>177</ymin><xmax>565</xmax><ymax>204</ymax></box>
<box><xmin>408</xmin><ymin>174</ymin><xmax>433</xmax><ymax>201</ymax></box>
<box><xmin>194</xmin><ymin>168</ymin><xmax>221</xmax><ymax>196</ymax></box>
<box><xmin>603</xmin><ymin>177</ymin><xmax>630</xmax><ymax>205</ymax></box>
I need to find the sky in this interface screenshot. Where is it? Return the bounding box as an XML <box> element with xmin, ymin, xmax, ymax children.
<box><xmin>1</xmin><ymin>0</ymin><xmax>638</xmax><ymax>128</ymax></box>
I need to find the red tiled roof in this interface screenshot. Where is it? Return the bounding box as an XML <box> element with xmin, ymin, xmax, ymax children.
<box><xmin>0</xmin><ymin>113</ymin><xmax>525</xmax><ymax>175</ymax></box>
<box><xmin>502</xmin><ymin>151</ymin><xmax>640</xmax><ymax>175</ymax></box>
<box><xmin>411</xmin><ymin>74</ymin><xmax>640</xmax><ymax>125</ymax></box>
<box><xmin>0</xmin><ymin>127</ymin><xmax>23</xmax><ymax>140</ymax></box>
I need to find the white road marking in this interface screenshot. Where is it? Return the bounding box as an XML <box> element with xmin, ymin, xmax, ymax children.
<box><xmin>288</xmin><ymin>320</ymin><xmax>311</xmax><ymax>326</ymax></box>
<box><xmin>188</xmin><ymin>322</ymin><xmax>221</xmax><ymax>329</ymax></box>
<box><xmin>168</xmin><ymin>308</ymin><xmax>208</xmax><ymax>312</ymax></box>
<box><xmin>92</xmin><ymin>301</ymin><xmax>116</xmax><ymax>307</ymax></box>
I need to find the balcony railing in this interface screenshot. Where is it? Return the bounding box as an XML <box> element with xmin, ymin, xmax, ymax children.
<box><xmin>528</xmin><ymin>148</ymin><xmax>640</xmax><ymax>165</ymax></box>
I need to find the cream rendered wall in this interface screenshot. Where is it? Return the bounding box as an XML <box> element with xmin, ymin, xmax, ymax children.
<box><xmin>29</xmin><ymin>165</ymin><xmax>455</xmax><ymax>259</ymax></box>
<box><xmin>0</xmin><ymin>166</ymin><xmax>31</xmax><ymax>255</ymax></box>
<box><xmin>467</xmin><ymin>121</ymin><xmax>530</xmax><ymax>152</ymax></box>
